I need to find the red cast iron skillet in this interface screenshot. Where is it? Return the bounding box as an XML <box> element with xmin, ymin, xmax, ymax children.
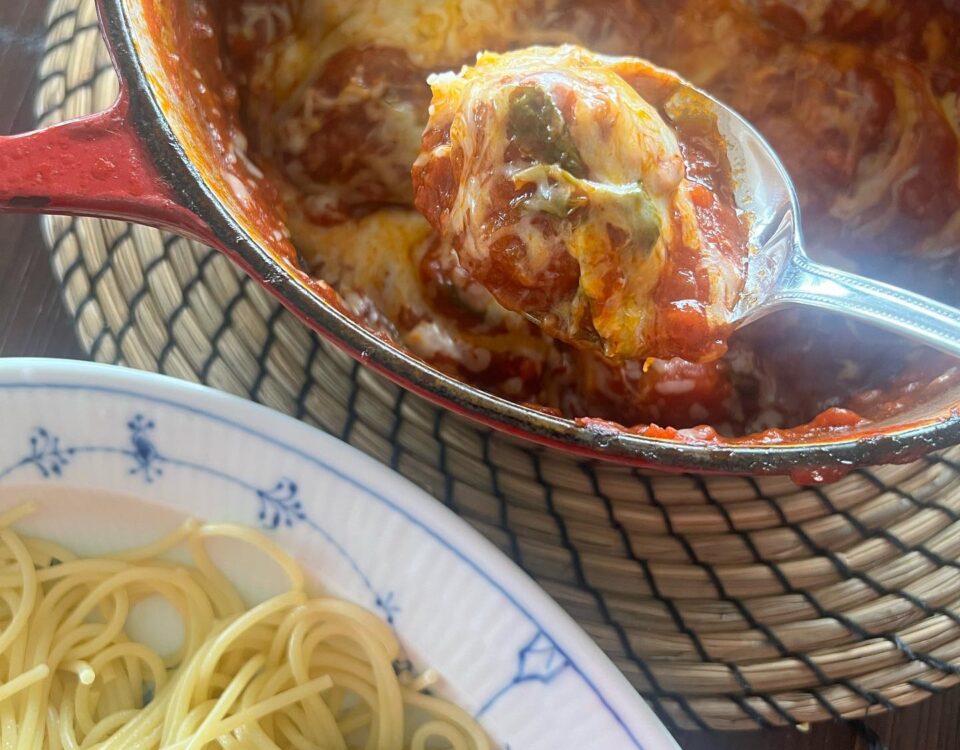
<box><xmin>1</xmin><ymin>0</ymin><xmax>958</xmax><ymax>480</ymax></box>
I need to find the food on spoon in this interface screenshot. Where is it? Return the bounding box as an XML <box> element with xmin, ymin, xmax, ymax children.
<box><xmin>413</xmin><ymin>46</ymin><xmax>750</xmax><ymax>363</ymax></box>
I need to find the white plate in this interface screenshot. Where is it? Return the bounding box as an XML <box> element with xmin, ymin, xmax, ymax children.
<box><xmin>0</xmin><ymin>358</ymin><xmax>679</xmax><ymax>750</ymax></box>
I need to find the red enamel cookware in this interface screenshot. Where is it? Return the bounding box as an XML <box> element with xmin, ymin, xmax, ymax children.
<box><xmin>1</xmin><ymin>0</ymin><xmax>958</xmax><ymax>481</ymax></box>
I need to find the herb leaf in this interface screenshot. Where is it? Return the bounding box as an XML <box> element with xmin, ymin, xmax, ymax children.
<box><xmin>507</xmin><ymin>87</ymin><xmax>588</xmax><ymax>178</ymax></box>
<box><xmin>626</xmin><ymin>180</ymin><xmax>661</xmax><ymax>254</ymax></box>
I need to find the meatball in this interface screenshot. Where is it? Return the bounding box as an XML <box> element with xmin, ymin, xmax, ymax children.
<box><xmin>413</xmin><ymin>46</ymin><xmax>749</xmax><ymax>362</ymax></box>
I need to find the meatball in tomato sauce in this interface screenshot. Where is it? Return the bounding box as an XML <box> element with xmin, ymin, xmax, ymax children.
<box><xmin>413</xmin><ymin>46</ymin><xmax>750</xmax><ymax>363</ymax></box>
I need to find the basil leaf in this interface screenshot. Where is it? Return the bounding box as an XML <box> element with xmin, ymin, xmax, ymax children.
<box><xmin>507</xmin><ymin>86</ymin><xmax>588</xmax><ymax>178</ymax></box>
<box><xmin>626</xmin><ymin>180</ymin><xmax>661</xmax><ymax>255</ymax></box>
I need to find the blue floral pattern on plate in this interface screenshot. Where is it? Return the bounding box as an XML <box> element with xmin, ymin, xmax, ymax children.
<box><xmin>1</xmin><ymin>413</ymin><xmax>569</xmax><ymax>719</ymax></box>
<box><xmin>0</xmin><ymin>415</ymin><xmax>409</xmax><ymax>627</ymax></box>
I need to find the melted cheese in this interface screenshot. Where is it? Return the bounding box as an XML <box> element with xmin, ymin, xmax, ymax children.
<box><xmin>289</xmin><ymin>208</ymin><xmax>432</xmax><ymax>323</ymax></box>
<box><xmin>247</xmin><ymin>0</ymin><xmax>585</xmax><ymax>219</ymax></box>
<box><xmin>419</xmin><ymin>46</ymin><xmax>744</xmax><ymax>361</ymax></box>
<box><xmin>298</xmin><ymin>0</ymin><xmax>526</xmax><ymax>69</ymax></box>
<box><xmin>239</xmin><ymin>2</ymin><xmax>293</xmax><ymax>45</ymax></box>
<box><xmin>288</xmin><ymin>205</ymin><xmax>551</xmax><ymax>369</ymax></box>
<box><xmin>435</xmin><ymin>48</ymin><xmax>682</xmax><ymax>295</ymax></box>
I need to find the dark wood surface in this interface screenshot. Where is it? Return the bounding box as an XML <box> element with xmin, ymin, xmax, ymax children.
<box><xmin>1</xmin><ymin>2</ymin><xmax>958</xmax><ymax>748</ymax></box>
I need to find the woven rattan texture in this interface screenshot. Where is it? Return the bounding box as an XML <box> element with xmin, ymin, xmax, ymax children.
<box><xmin>36</xmin><ymin>0</ymin><xmax>960</xmax><ymax>732</ymax></box>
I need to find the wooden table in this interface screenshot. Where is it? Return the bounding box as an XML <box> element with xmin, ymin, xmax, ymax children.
<box><xmin>3</xmin><ymin>2</ymin><xmax>960</xmax><ymax>748</ymax></box>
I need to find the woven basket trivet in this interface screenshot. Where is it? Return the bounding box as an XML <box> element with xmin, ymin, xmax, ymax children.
<box><xmin>35</xmin><ymin>0</ymin><xmax>960</xmax><ymax>733</ymax></box>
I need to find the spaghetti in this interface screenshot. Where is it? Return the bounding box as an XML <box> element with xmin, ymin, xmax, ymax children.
<box><xmin>0</xmin><ymin>503</ymin><xmax>489</xmax><ymax>749</ymax></box>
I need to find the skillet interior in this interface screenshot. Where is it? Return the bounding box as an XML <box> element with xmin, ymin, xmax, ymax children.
<box><xmin>102</xmin><ymin>0</ymin><xmax>960</xmax><ymax>478</ymax></box>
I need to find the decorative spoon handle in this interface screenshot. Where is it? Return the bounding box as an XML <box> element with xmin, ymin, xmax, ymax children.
<box><xmin>769</xmin><ymin>254</ymin><xmax>960</xmax><ymax>357</ymax></box>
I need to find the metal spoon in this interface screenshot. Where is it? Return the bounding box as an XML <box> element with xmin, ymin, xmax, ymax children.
<box><xmin>687</xmin><ymin>83</ymin><xmax>960</xmax><ymax>356</ymax></box>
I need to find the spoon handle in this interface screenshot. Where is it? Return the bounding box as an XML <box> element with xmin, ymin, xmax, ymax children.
<box><xmin>777</xmin><ymin>255</ymin><xmax>960</xmax><ymax>357</ymax></box>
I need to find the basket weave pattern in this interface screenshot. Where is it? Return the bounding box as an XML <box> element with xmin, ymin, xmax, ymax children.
<box><xmin>36</xmin><ymin>0</ymin><xmax>960</xmax><ymax>732</ymax></box>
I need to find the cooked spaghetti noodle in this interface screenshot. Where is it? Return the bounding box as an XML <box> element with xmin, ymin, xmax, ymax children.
<box><xmin>0</xmin><ymin>503</ymin><xmax>489</xmax><ymax>749</ymax></box>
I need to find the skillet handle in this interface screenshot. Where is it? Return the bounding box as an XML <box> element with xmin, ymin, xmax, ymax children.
<box><xmin>0</xmin><ymin>93</ymin><xmax>212</xmax><ymax>241</ymax></box>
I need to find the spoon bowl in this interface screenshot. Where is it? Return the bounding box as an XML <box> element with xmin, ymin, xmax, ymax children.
<box><xmin>690</xmin><ymin>83</ymin><xmax>960</xmax><ymax>355</ymax></box>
